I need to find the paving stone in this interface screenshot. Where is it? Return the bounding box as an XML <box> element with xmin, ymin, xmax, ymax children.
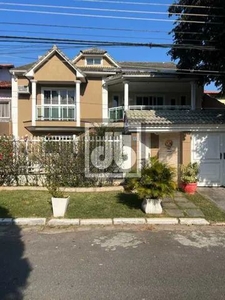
<box><xmin>179</xmin><ymin>218</ymin><xmax>210</xmax><ymax>225</ymax></box>
<box><xmin>177</xmin><ymin>202</ymin><xmax>197</xmax><ymax>209</ymax></box>
<box><xmin>162</xmin><ymin>202</ymin><xmax>179</xmax><ymax>209</ymax></box>
<box><xmin>113</xmin><ymin>218</ymin><xmax>146</xmax><ymax>225</ymax></box>
<box><xmin>174</xmin><ymin>197</ymin><xmax>189</xmax><ymax>203</ymax></box>
<box><xmin>185</xmin><ymin>209</ymin><xmax>205</xmax><ymax>218</ymax></box>
<box><xmin>48</xmin><ymin>219</ymin><xmax>80</xmax><ymax>226</ymax></box>
<box><xmin>162</xmin><ymin>197</ymin><xmax>172</xmax><ymax>203</ymax></box>
<box><xmin>165</xmin><ymin>209</ymin><xmax>184</xmax><ymax>217</ymax></box>
<box><xmin>13</xmin><ymin>218</ymin><xmax>46</xmax><ymax>226</ymax></box>
<box><xmin>80</xmin><ymin>219</ymin><xmax>113</xmax><ymax>225</ymax></box>
<box><xmin>146</xmin><ymin>218</ymin><xmax>178</xmax><ymax>225</ymax></box>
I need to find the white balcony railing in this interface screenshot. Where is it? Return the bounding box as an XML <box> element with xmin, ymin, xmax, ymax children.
<box><xmin>109</xmin><ymin>105</ymin><xmax>191</xmax><ymax>121</ymax></box>
<box><xmin>36</xmin><ymin>105</ymin><xmax>76</xmax><ymax>121</ymax></box>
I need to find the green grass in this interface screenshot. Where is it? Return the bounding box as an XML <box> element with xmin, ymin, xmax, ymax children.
<box><xmin>0</xmin><ymin>190</ymin><xmax>168</xmax><ymax>219</ymax></box>
<box><xmin>185</xmin><ymin>192</ymin><xmax>225</xmax><ymax>222</ymax></box>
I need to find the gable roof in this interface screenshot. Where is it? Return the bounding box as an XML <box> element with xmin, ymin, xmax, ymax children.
<box><xmin>11</xmin><ymin>46</ymin><xmax>85</xmax><ymax>80</ymax></box>
<box><xmin>72</xmin><ymin>47</ymin><xmax>120</xmax><ymax>68</ymax></box>
<box><xmin>25</xmin><ymin>45</ymin><xmax>85</xmax><ymax>79</ymax></box>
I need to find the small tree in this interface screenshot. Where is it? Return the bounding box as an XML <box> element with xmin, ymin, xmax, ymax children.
<box><xmin>125</xmin><ymin>157</ymin><xmax>176</xmax><ymax>200</ymax></box>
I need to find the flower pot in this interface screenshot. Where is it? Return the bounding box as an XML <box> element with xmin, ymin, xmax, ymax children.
<box><xmin>51</xmin><ymin>196</ymin><xmax>70</xmax><ymax>217</ymax></box>
<box><xmin>181</xmin><ymin>182</ymin><xmax>197</xmax><ymax>195</ymax></box>
<box><xmin>141</xmin><ymin>198</ymin><xmax>163</xmax><ymax>214</ymax></box>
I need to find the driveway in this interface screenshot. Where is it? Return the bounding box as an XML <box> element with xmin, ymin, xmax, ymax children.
<box><xmin>198</xmin><ymin>187</ymin><xmax>225</xmax><ymax>211</ymax></box>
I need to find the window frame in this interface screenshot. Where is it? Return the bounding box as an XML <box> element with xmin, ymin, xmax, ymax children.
<box><xmin>85</xmin><ymin>57</ymin><xmax>103</xmax><ymax>66</ymax></box>
<box><xmin>41</xmin><ymin>88</ymin><xmax>76</xmax><ymax>121</ymax></box>
<box><xmin>0</xmin><ymin>98</ymin><xmax>10</xmax><ymax>119</ymax></box>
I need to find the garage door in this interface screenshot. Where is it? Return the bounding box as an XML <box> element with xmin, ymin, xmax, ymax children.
<box><xmin>192</xmin><ymin>133</ymin><xmax>225</xmax><ymax>186</ymax></box>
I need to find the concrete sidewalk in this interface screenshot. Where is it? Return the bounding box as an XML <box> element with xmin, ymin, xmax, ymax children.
<box><xmin>198</xmin><ymin>187</ymin><xmax>225</xmax><ymax>212</ymax></box>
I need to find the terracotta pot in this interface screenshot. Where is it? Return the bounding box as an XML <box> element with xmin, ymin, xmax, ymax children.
<box><xmin>181</xmin><ymin>182</ymin><xmax>197</xmax><ymax>194</ymax></box>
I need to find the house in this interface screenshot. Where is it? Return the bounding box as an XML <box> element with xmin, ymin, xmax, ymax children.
<box><xmin>10</xmin><ymin>45</ymin><xmax>225</xmax><ymax>186</ymax></box>
<box><xmin>0</xmin><ymin>64</ymin><xmax>14</xmax><ymax>135</ymax></box>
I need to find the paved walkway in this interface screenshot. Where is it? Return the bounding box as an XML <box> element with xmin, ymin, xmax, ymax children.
<box><xmin>162</xmin><ymin>192</ymin><xmax>205</xmax><ymax>218</ymax></box>
<box><xmin>198</xmin><ymin>187</ymin><xmax>225</xmax><ymax>212</ymax></box>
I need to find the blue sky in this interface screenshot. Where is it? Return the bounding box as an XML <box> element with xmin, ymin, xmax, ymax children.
<box><xmin>0</xmin><ymin>0</ymin><xmax>217</xmax><ymax>90</ymax></box>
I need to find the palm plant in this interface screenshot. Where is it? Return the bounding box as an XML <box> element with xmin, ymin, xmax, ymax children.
<box><xmin>125</xmin><ymin>156</ymin><xmax>176</xmax><ymax>200</ymax></box>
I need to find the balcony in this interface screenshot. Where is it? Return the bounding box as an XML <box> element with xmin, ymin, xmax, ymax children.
<box><xmin>36</xmin><ymin>105</ymin><xmax>76</xmax><ymax>121</ymax></box>
<box><xmin>109</xmin><ymin>105</ymin><xmax>192</xmax><ymax>122</ymax></box>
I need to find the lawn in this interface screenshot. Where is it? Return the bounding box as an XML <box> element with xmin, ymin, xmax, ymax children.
<box><xmin>1</xmin><ymin>190</ymin><xmax>225</xmax><ymax>221</ymax></box>
<box><xmin>186</xmin><ymin>192</ymin><xmax>225</xmax><ymax>222</ymax></box>
<box><xmin>0</xmin><ymin>190</ymin><xmax>163</xmax><ymax>219</ymax></box>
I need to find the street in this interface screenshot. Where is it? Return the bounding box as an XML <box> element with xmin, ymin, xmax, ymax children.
<box><xmin>1</xmin><ymin>225</ymin><xmax>225</xmax><ymax>300</ymax></box>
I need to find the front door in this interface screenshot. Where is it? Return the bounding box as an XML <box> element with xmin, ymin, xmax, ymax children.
<box><xmin>192</xmin><ymin>133</ymin><xmax>225</xmax><ymax>186</ymax></box>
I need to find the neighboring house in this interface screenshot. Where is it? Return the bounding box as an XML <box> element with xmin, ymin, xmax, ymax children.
<box><xmin>0</xmin><ymin>64</ymin><xmax>14</xmax><ymax>135</ymax></box>
<box><xmin>10</xmin><ymin>45</ymin><xmax>225</xmax><ymax>186</ymax></box>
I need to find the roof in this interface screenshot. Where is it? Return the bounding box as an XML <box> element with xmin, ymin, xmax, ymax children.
<box><xmin>125</xmin><ymin>109</ymin><xmax>225</xmax><ymax>126</ymax></box>
<box><xmin>0</xmin><ymin>81</ymin><xmax>11</xmax><ymax>88</ymax></box>
<box><xmin>119</xmin><ymin>61</ymin><xmax>176</xmax><ymax>70</ymax></box>
<box><xmin>12</xmin><ymin>62</ymin><xmax>36</xmax><ymax>71</ymax></box>
<box><xmin>81</xmin><ymin>48</ymin><xmax>107</xmax><ymax>55</ymax></box>
<box><xmin>0</xmin><ymin>64</ymin><xmax>14</xmax><ymax>69</ymax></box>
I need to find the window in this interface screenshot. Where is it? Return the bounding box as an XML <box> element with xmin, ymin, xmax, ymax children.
<box><xmin>112</xmin><ymin>95</ymin><xmax>119</xmax><ymax>107</ymax></box>
<box><xmin>181</xmin><ymin>96</ymin><xmax>186</xmax><ymax>106</ymax></box>
<box><xmin>135</xmin><ymin>96</ymin><xmax>164</xmax><ymax>106</ymax></box>
<box><xmin>42</xmin><ymin>89</ymin><xmax>75</xmax><ymax>120</ymax></box>
<box><xmin>0</xmin><ymin>100</ymin><xmax>10</xmax><ymax>118</ymax></box>
<box><xmin>171</xmin><ymin>98</ymin><xmax>176</xmax><ymax>106</ymax></box>
<box><xmin>86</xmin><ymin>57</ymin><xmax>102</xmax><ymax>65</ymax></box>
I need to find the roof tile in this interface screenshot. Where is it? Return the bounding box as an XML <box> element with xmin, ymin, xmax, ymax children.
<box><xmin>126</xmin><ymin>109</ymin><xmax>225</xmax><ymax>125</ymax></box>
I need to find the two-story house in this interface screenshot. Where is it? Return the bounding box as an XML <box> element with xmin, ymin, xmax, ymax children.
<box><xmin>10</xmin><ymin>45</ymin><xmax>225</xmax><ymax>186</ymax></box>
<box><xmin>0</xmin><ymin>64</ymin><xmax>14</xmax><ymax>135</ymax></box>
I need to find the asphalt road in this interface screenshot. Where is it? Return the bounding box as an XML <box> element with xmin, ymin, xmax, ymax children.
<box><xmin>1</xmin><ymin>225</ymin><xmax>225</xmax><ymax>300</ymax></box>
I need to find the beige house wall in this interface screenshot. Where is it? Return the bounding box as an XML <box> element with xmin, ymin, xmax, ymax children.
<box><xmin>80</xmin><ymin>78</ymin><xmax>102</xmax><ymax>121</ymax></box>
<box><xmin>17</xmin><ymin>77</ymin><xmax>29</xmax><ymax>86</ymax></box>
<box><xmin>181</xmin><ymin>133</ymin><xmax>191</xmax><ymax>166</ymax></box>
<box><xmin>0</xmin><ymin>122</ymin><xmax>11</xmax><ymax>136</ymax></box>
<box><xmin>158</xmin><ymin>133</ymin><xmax>181</xmax><ymax>181</ymax></box>
<box><xmin>151</xmin><ymin>133</ymin><xmax>159</xmax><ymax>158</ymax></box>
<box><xmin>18</xmin><ymin>96</ymin><xmax>32</xmax><ymax>136</ymax></box>
<box><xmin>34</xmin><ymin>53</ymin><xmax>77</xmax><ymax>82</ymax></box>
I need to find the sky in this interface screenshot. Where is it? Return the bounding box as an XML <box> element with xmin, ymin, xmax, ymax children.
<box><xmin>0</xmin><ymin>0</ymin><xmax>217</xmax><ymax>90</ymax></box>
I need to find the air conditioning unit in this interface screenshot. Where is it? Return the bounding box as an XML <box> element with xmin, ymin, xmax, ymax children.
<box><xmin>18</xmin><ymin>85</ymin><xmax>30</xmax><ymax>94</ymax></box>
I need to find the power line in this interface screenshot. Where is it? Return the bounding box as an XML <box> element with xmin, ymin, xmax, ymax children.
<box><xmin>0</xmin><ymin>8</ymin><xmax>222</xmax><ymax>24</ymax></box>
<box><xmin>0</xmin><ymin>21</ymin><xmax>206</xmax><ymax>36</ymax></box>
<box><xmin>0</xmin><ymin>35</ymin><xmax>218</xmax><ymax>51</ymax></box>
<box><xmin>0</xmin><ymin>2</ymin><xmax>221</xmax><ymax>18</ymax></box>
<box><xmin>74</xmin><ymin>0</ymin><xmax>222</xmax><ymax>10</ymax></box>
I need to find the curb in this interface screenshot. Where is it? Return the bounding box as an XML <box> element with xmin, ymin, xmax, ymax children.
<box><xmin>0</xmin><ymin>217</ymin><xmax>217</xmax><ymax>227</ymax></box>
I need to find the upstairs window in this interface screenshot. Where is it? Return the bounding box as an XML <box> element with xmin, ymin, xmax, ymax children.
<box><xmin>86</xmin><ymin>57</ymin><xmax>102</xmax><ymax>66</ymax></box>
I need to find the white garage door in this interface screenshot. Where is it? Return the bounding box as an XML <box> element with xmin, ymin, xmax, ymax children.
<box><xmin>192</xmin><ymin>133</ymin><xmax>225</xmax><ymax>186</ymax></box>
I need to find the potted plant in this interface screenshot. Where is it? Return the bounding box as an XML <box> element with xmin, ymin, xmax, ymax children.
<box><xmin>125</xmin><ymin>157</ymin><xmax>176</xmax><ymax>214</ymax></box>
<box><xmin>45</xmin><ymin>173</ymin><xmax>70</xmax><ymax>218</ymax></box>
<box><xmin>41</xmin><ymin>139</ymin><xmax>70</xmax><ymax>218</ymax></box>
<box><xmin>180</xmin><ymin>162</ymin><xmax>199</xmax><ymax>194</ymax></box>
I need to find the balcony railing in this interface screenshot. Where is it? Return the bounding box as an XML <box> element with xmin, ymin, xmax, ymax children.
<box><xmin>36</xmin><ymin>105</ymin><xmax>76</xmax><ymax>121</ymax></box>
<box><xmin>109</xmin><ymin>105</ymin><xmax>192</xmax><ymax>121</ymax></box>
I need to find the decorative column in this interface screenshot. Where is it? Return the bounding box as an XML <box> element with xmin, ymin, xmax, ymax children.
<box><xmin>76</xmin><ymin>80</ymin><xmax>81</xmax><ymax>127</ymax></box>
<box><xmin>102</xmin><ymin>79</ymin><xmax>108</xmax><ymax>123</ymax></box>
<box><xmin>124</xmin><ymin>81</ymin><xmax>129</xmax><ymax>111</ymax></box>
<box><xmin>191</xmin><ymin>81</ymin><xmax>196</xmax><ymax>110</ymax></box>
<box><xmin>11</xmin><ymin>74</ymin><xmax>18</xmax><ymax>137</ymax></box>
<box><xmin>31</xmin><ymin>80</ymin><xmax>37</xmax><ymax>126</ymax></box>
